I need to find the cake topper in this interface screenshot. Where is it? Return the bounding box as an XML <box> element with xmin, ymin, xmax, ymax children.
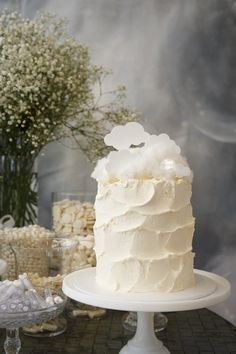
<box><xmin>104</xmin><ymin>122</ymin><xmax>150</xmax><ymax>150</ymax></box>
<box><xmin>92</xmin><ymin>122</ymin><xmax>192</xmax><ymax>181</ymax></box>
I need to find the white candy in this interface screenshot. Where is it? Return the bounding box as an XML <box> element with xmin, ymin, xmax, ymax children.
<box><xmin>70</xmin><ymin>234</ymin><xmax>96</xmax><ymax>271</ymax></box>
<box><xmin>46</xmin><ymin>297</ymin><xmax>54</xmax><ymax>307</ymax></box>
<box><xmin>61</xmin><ymin>213</ymin><xmax>72</xmax><ymax>224</ymax></box>
<box><xmin>53</xmin><ymin>296</ymin><xmax>63</xmax><ymax>305</ymax></box>
<box><xmin>19</xmin><ymin>274</ymin><xmax>34</xmax><ymax>290</ymax></box>
<box><xmin>52</xmin><ymin>199</ymin><xmax>96</xmax><ymax>273</ymax></box>
<box><xmin>0</xmin><ymin>274</ymin><xmax>63</xmax><ymax>314</ymax></box>
<box><xmin>0</xmin><ymin>225</ymin><xmax>54</xmax><ymax>280</ymax></box>
<box><xmin>53</xmin><ymin>200</ymin><xmax>95</xmax><ymax>237</ymax></box>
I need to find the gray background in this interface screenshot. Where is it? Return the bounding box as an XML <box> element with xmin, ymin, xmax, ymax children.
<box><xmin>1</xmin><ymin>0</ymin><xmax>236</xmax><ymax>325</ymax></box>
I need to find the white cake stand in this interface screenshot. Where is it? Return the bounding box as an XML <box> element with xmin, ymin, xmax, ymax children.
<box><xmin>62</xmin><ymin>268</ymin><xmax>230</xmax><ymax>354</ymax></box>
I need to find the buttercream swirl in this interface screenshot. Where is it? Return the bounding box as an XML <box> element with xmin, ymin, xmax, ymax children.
<box><xmin>94</xmin><ymin>177</ymin><xmax>195</xmax><ymax>292</ymax></box>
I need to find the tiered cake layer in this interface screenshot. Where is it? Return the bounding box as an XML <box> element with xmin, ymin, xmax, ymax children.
<box><xmin>94</xmin><ymin>178</ymin><xmax>195</xmax><ymax>292</ymax></box>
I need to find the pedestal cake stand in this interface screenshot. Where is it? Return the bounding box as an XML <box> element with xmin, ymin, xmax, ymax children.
<box><xmin>62</xmin><ymin>268</ymin><xmax>230</xmax><ymax>354</ymax></box>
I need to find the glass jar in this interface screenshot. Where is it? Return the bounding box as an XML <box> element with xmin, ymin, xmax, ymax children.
<box><xmin>0</xmin><ymin>225</ymin><xmax>54</xmax><ymax>280</ymax></box>
<box><xmin>50</xmin><ymin>238</ymin><xmax>79</xmax><ymax>275</ymax></box>
<box><xmin>0</xmin><ymin>259</ymin><xmax>7</xmax><ymax>279</ymax></box>
<box><xmin>52</xmin><ymin>192</ymin><xmax>95</xmax><ymax>238</ymax></box>
<box><xmin>0</xmin><ymin>244</ymin><xmax>51</xmax><ymax>280</ymax></box>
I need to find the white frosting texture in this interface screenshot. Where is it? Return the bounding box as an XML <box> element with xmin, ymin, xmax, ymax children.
<box><xmin>92</xmin><ymin>125</ymin><xmax>195</xmax><ymax>293</ymax></box>
<box><xmin>94</xmin><ymin>178</ymin><xmax>195</xmax><ymax>292</ymax></box>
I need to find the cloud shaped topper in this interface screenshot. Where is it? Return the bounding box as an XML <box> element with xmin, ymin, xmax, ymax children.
<box><xmin>104</xmin><ymin>122</ymin><xmax>150</xmax><ymax>150</ymax></box>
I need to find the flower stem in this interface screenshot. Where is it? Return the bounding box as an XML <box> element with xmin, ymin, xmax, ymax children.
<box><xmin>0</xmin><ymin>154</ymin><xmax>37</xmax><ymax>226</ymax></box>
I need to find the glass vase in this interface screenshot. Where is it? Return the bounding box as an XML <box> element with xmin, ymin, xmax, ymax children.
<box><xmin>0</xmin><ymin>154</ymin><xmax>37</xmax><ymax>226</ymax></box>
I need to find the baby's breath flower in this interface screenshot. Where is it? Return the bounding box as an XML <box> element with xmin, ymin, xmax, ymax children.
<box><xmin>0</xmin><ymin>11</ymin><xmax>138</xmax><ymax>162</ymax></box>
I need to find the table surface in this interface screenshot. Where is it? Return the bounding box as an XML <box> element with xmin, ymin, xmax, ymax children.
<box><xmin>0</xmin><ymin>308</ymin><xmax>235</xmax><ymax>354</ymax></box>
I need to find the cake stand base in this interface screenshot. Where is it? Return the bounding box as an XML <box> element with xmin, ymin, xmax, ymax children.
<box><xmin>62</xmin><ymin>268</ymin><xmax>231</xmax><ymax>354</ymax></box>
<box><xmin>120</xmin><ymin>312</ymin><xmax>169</xmax><ymax>354</ymax></box>
<box><xmin>122</xmin><ymin>311</ymin><xmax>168</xmax><ymax>333</ymax></box>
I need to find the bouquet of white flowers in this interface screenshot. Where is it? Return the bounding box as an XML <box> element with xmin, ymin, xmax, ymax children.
<box><xmin>0</xmin><ymin>11</ymin><xmax>137</xmax><ymax>225</ymax></box>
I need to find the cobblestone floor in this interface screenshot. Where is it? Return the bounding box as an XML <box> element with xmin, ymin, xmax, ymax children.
<box><xmin>0</xmin><ymin>309</ymin><xmax>236</xmax><ymax>353</ymax></box>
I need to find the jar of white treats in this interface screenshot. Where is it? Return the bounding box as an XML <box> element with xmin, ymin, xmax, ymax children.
<box><xmin>52</xmin><ymin>192</ymin><xmax>96</xmax><ymax>270</ymax></box>
<box><xmin>52</xmin><ymin>192</ymin><xmax>95</xmax><ymax>237</ymax></box>
<box><xmin>0</xmin><ymin>225</ymin><xmax>54</xmax><ymax>279</ymax></box>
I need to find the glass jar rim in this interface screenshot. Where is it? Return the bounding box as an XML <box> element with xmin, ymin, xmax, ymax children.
<box><xmin>51</xmin><ymin>237</ymin><xmax>78</xmax><ymax>248</ymax></box>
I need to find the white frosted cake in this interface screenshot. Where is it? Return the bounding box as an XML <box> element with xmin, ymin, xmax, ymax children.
<box><xmin>92</xmin><ymin>123</ymin><xmax>195</xmax><ymax>293</ymax></box>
